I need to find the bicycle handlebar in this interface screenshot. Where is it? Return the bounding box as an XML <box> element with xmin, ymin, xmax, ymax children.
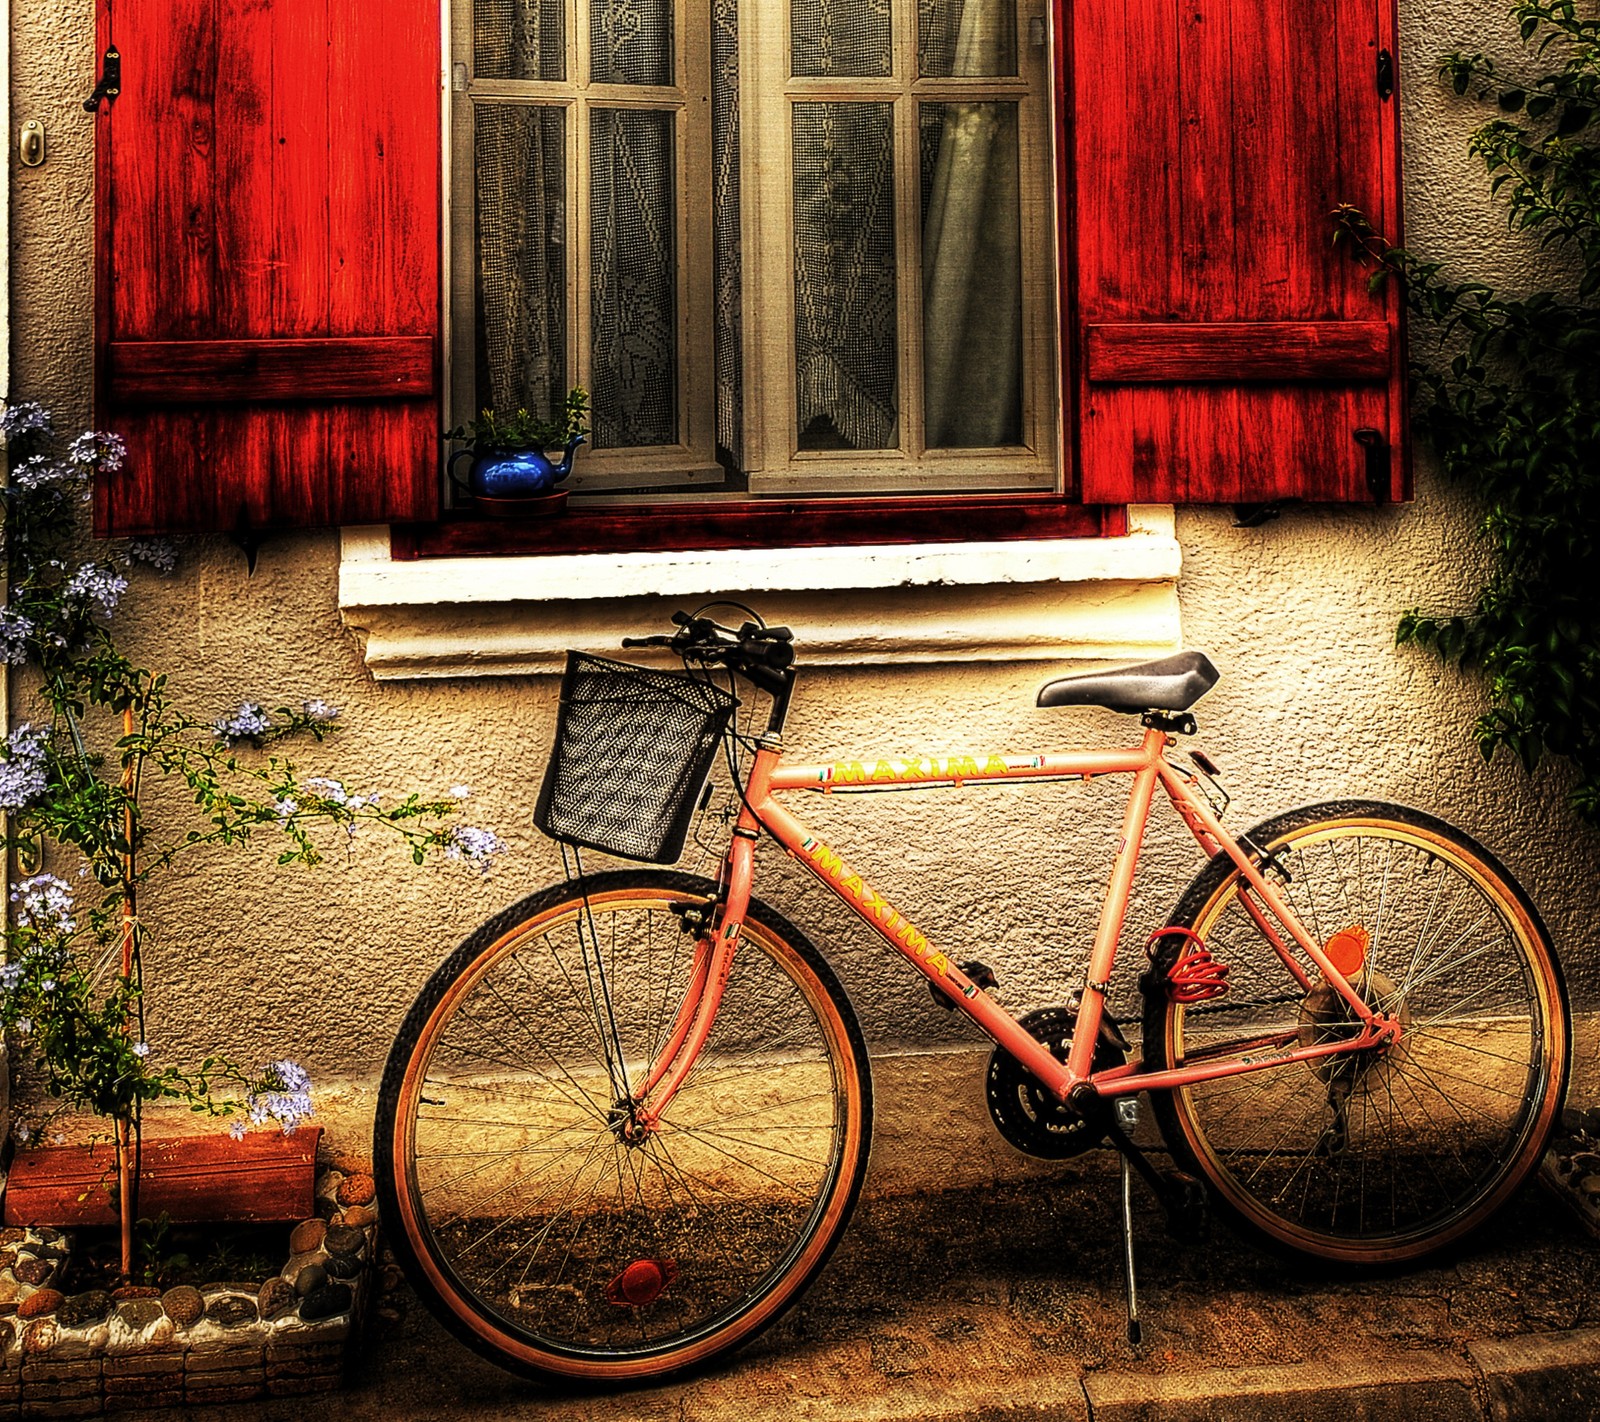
<box><xmin>623</xmin><ymin>612</ymin><xmax>797</xmax><ymax>701</ymax></box>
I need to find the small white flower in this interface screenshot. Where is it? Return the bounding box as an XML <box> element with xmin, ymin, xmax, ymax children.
<box><xmin>132</xmin><ymin>1041</ymin><xmax>151</xmax><ymax>1058</ymax></box>
<box><xmin>450</xmin><ymin>784</ymin><xmax>472</xmax><ymax>799</ymax></box>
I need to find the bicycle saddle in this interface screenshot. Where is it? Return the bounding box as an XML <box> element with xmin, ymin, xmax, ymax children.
<box><xmin>1036</xmin><ymin>651</ymin><xmax>1219</xmax><ymax>714</ymax></box>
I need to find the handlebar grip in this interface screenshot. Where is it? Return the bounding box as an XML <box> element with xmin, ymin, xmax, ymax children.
<box><xmin>621</xmin><ymin>635</ymin><xmax>674</xmax><ymax>648</ymax></box>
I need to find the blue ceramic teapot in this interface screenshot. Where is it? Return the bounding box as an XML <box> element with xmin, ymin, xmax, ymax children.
<box><xmin>450</xmin><ymin>434</ymin><xmax>587</xmax><ymax>500</ymax></box>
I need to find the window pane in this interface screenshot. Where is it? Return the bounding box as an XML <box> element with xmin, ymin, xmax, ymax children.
<box><xmin>591</xmin><ymin>109</ymin><xmax>678</xmax><ymax>447</ymax></box>
<box><xmin>474</xmin><ymin>0</ymin><xmax>565</xmax><ymax>82</ymax></box>
<box><xmin>920</xmin><ymin>102</ymin><xmax>1020</xmax><ymax>447</ymax></box>
<box><xmin>792</xmin><ymin>0</ymin><xmax>892</xmax><ymax>78</ymax></box>
<box><xmin>794</xmin><ymin>104</ymin><xmax>898</xmax><ymax>452</ymax></box>
<box><xmin>591</xmin><ymin>0</ymin><xmax>673</xmax><ymax>86</ymax></box>
<box><xmin>475</xmin><ymin>105</ymin><xmax>567</xmax><ymax>420</ymax></box>
<box><xmin>917</xmin><ymin>0</ymin><xmax>1015</xmax><ymax>77</ymax></box>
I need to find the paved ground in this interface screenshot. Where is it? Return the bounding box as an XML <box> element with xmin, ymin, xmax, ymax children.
<box><xmin>168</xmin><ymin>1156</ymin><xmax>1600</xmax><ymax>1421</ymax></box>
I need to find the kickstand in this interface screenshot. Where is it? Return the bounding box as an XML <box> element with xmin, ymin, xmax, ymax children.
<box><xmin>1119</xmin><ymin>1152</ymin><xmax>1141</xmax><ymax>1346</ymax></box>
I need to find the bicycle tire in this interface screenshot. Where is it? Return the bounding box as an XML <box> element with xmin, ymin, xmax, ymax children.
<box><xmin>374</xmin><ymin>870</ymin><xmax>872</xmax><ymax>1383</ymax></box>
<box><xmin>1142</xmin><ymin>800</ymin><xmax>1569</xmax><ymax>1264</ymax></box>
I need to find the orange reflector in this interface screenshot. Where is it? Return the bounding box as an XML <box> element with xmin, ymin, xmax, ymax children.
<box><xmin>1322</xmin><ymin>925</ymin><xmax>1370</xmax><ymax>979</ymax></box>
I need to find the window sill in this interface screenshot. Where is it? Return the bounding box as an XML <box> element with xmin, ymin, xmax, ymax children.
<box><xmin>337</xmin><ymin>507</ymin><xmax>1182</xmax><ymax>680</ymax></box>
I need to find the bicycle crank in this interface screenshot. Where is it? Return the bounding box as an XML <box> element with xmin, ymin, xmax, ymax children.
<box><xmin>984</xmin><ymin>1007</ymin><xmax>1126</xmax><ymax>1158</ymax></box>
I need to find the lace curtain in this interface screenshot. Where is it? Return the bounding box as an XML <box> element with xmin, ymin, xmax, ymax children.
<box><xmin>472</xmin><ymin>0</ymin><xmax>1019</xmax><ymax>460</ymax></box>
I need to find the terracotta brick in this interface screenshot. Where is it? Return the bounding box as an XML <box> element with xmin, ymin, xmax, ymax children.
<box><xmin>99</xmin><ymin>1358</ymin><xmax>180</xmax><ymax>1380</ymax></box>
<box><xmin>103</xmin><ymin>1393</ymin><xmax>182</xmax><ymax>1412</ymax></box>
<box><xmin>185</xmin><ymin>1384</ymin><xmax>264</xmax><ymax>1405</ymax></box>
<box><xmin>20</xmin><ymin>1361</ymin><xmax>100</xmax><ymax>1384</ymax></box>
<box><xmin>264</xmin><ymin>1338</ymin><xmax>344</xmax><ymax>1364</ymax></box>
<box><xmin>265</xmin><ymin>1357</ymin><xmax>341</xmax><ymax>1382</ymax></box>
<box><xmin>21</xmin><ymin>1401</ymin><xmax>105</xmax><ymax>1420</ymax></box>
<box><xmin>184</xmin><ymin>1348</ymin><xmax>262</xmax><ymax>1374</ymax></box>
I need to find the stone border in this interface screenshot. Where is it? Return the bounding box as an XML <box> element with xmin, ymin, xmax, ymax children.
<box><xmin>1540</xmin><ymin>1105</ymin><xmax>1600</xmax><ymax>1238</ymax></box>
<box><xmin>0</xmin><ymin>1162</ymin><xmax>377</xmax><ymax>1415</ymax></box>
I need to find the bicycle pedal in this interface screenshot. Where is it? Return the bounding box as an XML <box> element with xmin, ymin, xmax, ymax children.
<box><xmin>930</xmin><ymin>960</ymin><xmax>998</xmax><ymax>1010</ymax></box>
<box><xmin>1159</xmin><ymin>1169</ymin><xmax>1210</xmax><ymax>1243</ymax></box>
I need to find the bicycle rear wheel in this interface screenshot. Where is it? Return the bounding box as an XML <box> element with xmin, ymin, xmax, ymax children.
<box><xmin>1143</xmin><ymin>801</ymin><xmax>1568</xmax><ymax>1264</ymax></box>
<box><xmin>375</xmin><ymin>870</ymin><xmax>872</xmax><ymax>1383</ymax></box>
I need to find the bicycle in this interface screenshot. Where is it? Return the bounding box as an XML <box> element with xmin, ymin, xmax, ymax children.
<box><xmin>373</xmin><ymin>607</ymin><xmax>1571</xmax><ymax>1385</ymax></box>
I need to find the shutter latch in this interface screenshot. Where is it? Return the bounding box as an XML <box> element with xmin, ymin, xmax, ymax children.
<box><xmin>83</xmin><ymin>47</ymin><xmax>121</xmax><ymax>112</ymax></box>
<box><xmin>1375</xmin><ymin>49</ymin><xmax>1394</xmax><ymax>102</ymax></box>
<box><xmin>1354</xmin><ymin>427</ymin><xmax>1391</xmax><ymax>502</ymax></box>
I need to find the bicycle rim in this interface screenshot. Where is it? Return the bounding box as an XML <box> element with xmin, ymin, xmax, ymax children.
<box><xmin>378</xmin><ymin>873</ymin><xmax>871</xmax><ymax>1382</ymax></box>
<box><xmin>1148</xmin><ymin>803</ymin><xmax>1568</xmax><ymax>1263</ymax></box>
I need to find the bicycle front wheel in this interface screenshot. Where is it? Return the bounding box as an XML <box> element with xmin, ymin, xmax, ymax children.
<box><xmin>375</xmin><ymin>870</ymin><xmax>872</xmax><ymax>1383</ymax></box>
<box><xmin>1143</xmin><ymin>801</ymin><xmax>1568</xmax><ymax>1264</ymax></box>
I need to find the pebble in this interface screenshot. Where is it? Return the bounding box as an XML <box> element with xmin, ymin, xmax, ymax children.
<box><xmin>18</xmin><ymin>1289</ymin><xmax>62</xmax><ymax>1319</ymax></box>
<box><xmin>1581</xmin><ymin>1174</ymin><xmax>1600</xmax><ymax>1199</ymax></box>
<box><xmin>205</xmin><ymin>1294</ymin><xmax>259</xmax><ymax>1328</ymax></box>
<box><xmin>22</xmin><ymin>1320</ymin><xmax>56</xmax><ymax>1355</ymax></box>
<box><xmin>13</xmin><ymin>1258</ymin><xmax>52</xmax><ymax>1287</ymax></box>
<box><xmin>115</xmin><ymin>1300</ymin><xmax>164</xmax><ymax>1331</ymax></box>
<box><xmin>330</xmin><ymin>1150</ymin><xmax>372</xmax><ymax>1175</ymax></box>
<box><xmin>161</xmin><ymin>1286</ymin><xmax>204</xmax><ymax>1328</ymax></box>
<box><xmin>0</xmin><ymin>1277</ymin><xmax>21</xmax><ymax>1307</ymax></box>
<box><xmin>325</xmin><ymin>1252</ymin><xmax>362</xmax><ymax>1280</ymax></box>
<box><xmin>258</xmin><ymin>1277</ymin><xmax>297</xmax><ymax>1322</ymax></box>
<box><xmin>340</xmin><ymin>1205</ymin><xmax>377</xmax><ymax>1229</ymax></box>
<box><xmin>281</xmin><ymin>1253</ymin><xmax>324</xmax><ymax>1290</ymax></box>
<box><xmin>1570</xmin><ymin>1151</ymin><xmax>1600</xmax><ymax>1174</ymax></box>
<box><xmin>323</xmin><ymin>1224</ymin><xmax>365</xmax><ymax>1259</ymax></box>
<box><xmin>298</xmin><ymin>1282</ymin><xmax>353</xmax><ymax>1321</ymax></box>
<box><xmin>148</xmin><ymin>1316</ymin><xmax>175</xmax><ymax>1348</ymax></box>
<box><xmin>292</xmin><ymin>1264</ymin><xmax>328</xmax><ymax>1300</ymax></box>
<box><xmin>0</xmin><ymin>1229</ymin><xmax>24</xmax><ymax>1246</ymax></box>
<box><xmin>288</xmin><ymin>1218</ymin><xmax>327</xmax><ymax>1256</ymax></box>
<box><xmin>111</xmin><ymin>1285</ymin><xmax>161</xmax><ymax>1301</ymax></box>
<box><xmin>335</xmin><ymin>1174</ymin><xmax>376</xmax><ymax>1207</ymax></box>
<box><xmin>56</xmin><ymin>1290</ymin><xmax>112</xmax><ymax>1327</ymax></box>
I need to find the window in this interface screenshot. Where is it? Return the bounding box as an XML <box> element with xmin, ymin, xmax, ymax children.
<box><xmin>91</xmin><ymin>0</ymin><xmax>1405</xmax><ymax>540</ymax></box>
<box><xmin>449</xmin><ymin>0</ymin><xmax>1057</xmax><ymax>500</ymax></box>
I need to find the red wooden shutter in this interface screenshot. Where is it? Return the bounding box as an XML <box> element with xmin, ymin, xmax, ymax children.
<box><xmin>93</xmin><ymin>0</ymin><xmax>441</xmax><ymax>536</ymax></box>
<box><xmin>1060</xmin><ymin>0</ymin><xmax>1406</xmax><ymax>505</ymax></box>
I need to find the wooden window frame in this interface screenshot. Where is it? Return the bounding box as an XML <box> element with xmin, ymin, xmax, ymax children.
<box><xmin>419</xmin><ymin>0</ymin><xmax>1096</xmax><ymax>560</ymax></box>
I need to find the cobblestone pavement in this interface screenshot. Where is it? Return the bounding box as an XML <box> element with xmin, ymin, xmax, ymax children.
<box><xmin>164</xmin><ymin>1161</ymin><xmax>1600</xmax><ymax>1422</ymax></box>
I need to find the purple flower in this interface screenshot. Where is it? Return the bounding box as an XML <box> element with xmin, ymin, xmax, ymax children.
<box><xmin>64</xmin><ymin>562</ymin><xmax>128</xmax><ymax>619</ymax></box>
<box><xmin>66</xmin><ymin>431</ymin><xmax>126</xmax><ymax>474</ymax></box>
<box><xmin>9</xmin><ymin>455</ymin><xmax>83</xmax><ymax>493</ymax></box>
<box><xmin>11</xmin><ymin>874</ymin><xmax>75</xmax><ymax>934</ymax></box>
<box><xmin>227</xmin><ymin>1118</ymin><xmax>247</xmax><ymax>1142</ymax></box>
<box><xmin>242</xmin><ymin>1059</ymin><xmax>314</xmax><ymax>1135</ymax></box>
<box><xmin>0</xmin><ymin>724</ymin><xmax>50</xmax><ymax>812</ymax></box>
<box><xmin>301</xmin><ymin>698</ymin><xmax>339</xmax><ymax>723</ymax></box>
<box><xmin>0</xmin><ymin>607</ymin><xmax>33</xmax><ymax>665</ymax></box>
<box><xmin>213</xmin><ymin>701</ymin><xmax>271</xmax><ymax>742</ymax></box>
<box><xmin>126</xmin><ymin>538</ymin><xmax>178</xmax><ymax>574</ymax></box>
<box><xmin>305</xmin><ymin>776</ymin><xmax>349</xmax><ymax>806</ymax></box>
<box><xmin>446</xmin><ymin>824</ymin><xmax>507</xmax><ymax>874</ymax></box>
<box><xmin>1</xmin><ymin>403</ymin><xmax>52</xmax><ymax>440</ymax></box>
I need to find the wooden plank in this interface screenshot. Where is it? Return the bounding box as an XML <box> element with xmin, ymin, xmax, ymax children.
<box><xmin>108</xmin><ymin>338</ymin><xmax>437</xmax><ymax>404</ymax></box>
<box><xmin>4</xmin><ymin>1128</ymin><xmax>322</xmax><ymax>1228</ymax></box>
<box><xmin>1085</xmin><ymin>323</ymin><xmax>1392</xmax><ymax>383</ymax></box>
<box><xmin>393</xmin><ymin>498</ymin><xmax>1124</xmax><ymax>558</ymax></box>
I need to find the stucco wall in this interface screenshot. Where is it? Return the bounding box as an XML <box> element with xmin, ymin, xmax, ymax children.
<box><xmin>5</xmin><ymin>0</ymin><xmax>1597</xmax><ymax>1172</ymax></box>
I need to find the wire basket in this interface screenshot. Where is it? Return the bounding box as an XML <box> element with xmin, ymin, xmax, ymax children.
<box><xmin>534</xmin><ymin>652</ymin><xmax>739</xmax><ymax>864</ymax></box>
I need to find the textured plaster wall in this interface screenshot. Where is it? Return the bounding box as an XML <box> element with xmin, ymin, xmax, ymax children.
<box><xmin>4</xmin><ymin>0</ymin><xmax>1597</xmax><ymax>1168</ymax></box>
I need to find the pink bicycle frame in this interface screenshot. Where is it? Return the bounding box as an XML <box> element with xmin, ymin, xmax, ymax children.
<box><xmin>634</xmin><ymin>724</ymin><xmax>1400</xmax><ymax>1128</ymax></box>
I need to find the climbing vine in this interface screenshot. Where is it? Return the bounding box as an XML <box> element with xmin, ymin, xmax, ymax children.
<box><xmin>1336</xmin><ymin>0</ymin><xmax>1600</xmax><ymax>819</ymax></box>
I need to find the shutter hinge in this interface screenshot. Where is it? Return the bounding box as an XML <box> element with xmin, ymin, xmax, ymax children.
<box><xmin>1354</xmin><ymin>427</ymin><xmax>1391</xmax><ymax>502</ymax></box>
<box><xmin>84</xmin><ymin>46</ymin><xmax>121</xmax><ymax>112</ymax></box>
<box><xmin>1375</xmin><ymin>49</ymin><xmax>1394</xmax><ymax>102</ymax></box>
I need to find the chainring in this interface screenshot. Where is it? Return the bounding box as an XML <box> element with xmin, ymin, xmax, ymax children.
<box><xmin>984</xmin><ymin>1006</ymin><xmax>1126</xmax><ymax>1159</ymax></box>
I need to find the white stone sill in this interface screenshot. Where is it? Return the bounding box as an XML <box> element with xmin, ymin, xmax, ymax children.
<box><xmin>337</xmin><ymin>506</ymin><xmax>1182</xmax><ymax>680</ymax></box>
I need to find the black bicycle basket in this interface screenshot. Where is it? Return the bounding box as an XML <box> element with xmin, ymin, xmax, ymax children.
<box><xmin>534</xmin><ymin>652</ymin><xmax>739</xmax><ymax>864</ymax></box>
